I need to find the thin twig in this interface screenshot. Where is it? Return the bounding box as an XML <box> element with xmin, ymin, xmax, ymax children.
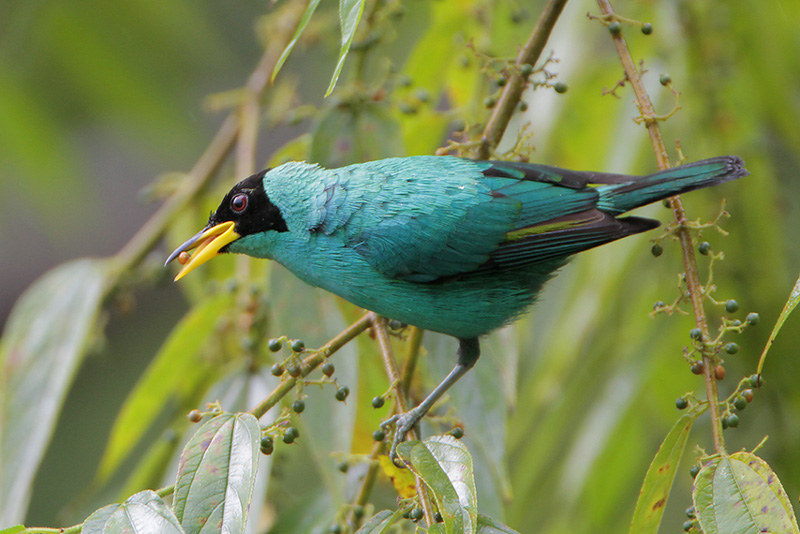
<box><xmin>477</xmin><ymin>0</ymin><xmax>569</xmax><ymax>159</ymax></box>
<box><xmin>596</xmin><ymin>0</ymin><xmax>725</xmax><ymax>454</ymax></box>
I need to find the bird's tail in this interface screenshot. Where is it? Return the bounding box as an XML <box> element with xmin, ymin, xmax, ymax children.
<box><xmin>597</xmin><ymin>156</ymin><xmax>748</xmax><ymax>214</ymax></box>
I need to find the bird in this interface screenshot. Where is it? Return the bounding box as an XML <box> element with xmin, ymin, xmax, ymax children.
<box><xmin>166</xmin><ymin>155</ymin><xmax>747</xmax><ymax>459</ymax></box>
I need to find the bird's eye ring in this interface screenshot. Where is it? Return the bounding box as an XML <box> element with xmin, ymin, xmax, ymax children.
<box><xmin>231</xmin><ymin>193</ymin><xmax>248</xmax><ymax>213</ymax></box>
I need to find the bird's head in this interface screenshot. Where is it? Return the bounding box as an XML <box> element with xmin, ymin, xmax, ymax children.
<box><xmin>165</xmin><ymin>170</ymin><xmax>287</xmax><ymax>280</ymax></box>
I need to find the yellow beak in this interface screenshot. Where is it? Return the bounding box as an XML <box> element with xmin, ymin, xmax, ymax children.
<box><xmin>165</xmin><ymin>221</ymin><xmax>240</xmax><ymax>281</ymax></box>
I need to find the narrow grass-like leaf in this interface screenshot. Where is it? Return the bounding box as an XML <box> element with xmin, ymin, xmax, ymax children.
<box><xmin>693</xmin><ymin>452</ymin><xmax>800</xmax><ymax>534</ymax></box>
<box><xmin>354</xmin><ymin>509</ymin><xmax>403</xmax><ymax>534</ymax></box>
<box><xmin>174</xmin><ymin>413</ymin><xmax>261</xmax><ymax>534</ymax></box>
<box><xmin>83</xmin><ymin>490</ymin><xmax>184</xmax><ymax>534</ymax></box>
<box><xmin>0</xmin><ymin>258</ymin><xmax>109</xmax><ymax>524</ymax></box>
<box><xmin>397</xmin><ymin>436</ymin><xmax>477</xmax><ymax>534</ymax></box>
<box><xmin>629</xmin><ymin>409</ymin><xmax>702</xmax><ymax>534</ymax></box>
<box><xmin>270</xmin><ymin>0</ymin><xmax>323</xmax><ymax>83</ymax></box>
<box><xmin>757</xmin><ymin>272</ymin><xmax>800</xmax><ymax>375</ymax></box>
<box><xmin>96</xmin><ymin>292</ymin><xmax>236</xmax><ymax>483</ymax></box>
<box><xmin>477</xmin><ymin>515</ymin><xmax>522</xmax><ymax>534</ymax></box>
<box><xmin>324</xmin><ymin>0</ymin><xmax>365</xmax><ymax>96</ymax></box>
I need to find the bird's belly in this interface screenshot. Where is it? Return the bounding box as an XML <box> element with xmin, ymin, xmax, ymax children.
<box><xmin>276</xmin><ymin>244</ymin><xmax>564</xmax><ymax>339</ymax></box>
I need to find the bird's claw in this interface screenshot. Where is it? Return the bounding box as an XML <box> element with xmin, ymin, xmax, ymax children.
<box><xmin>381</xmin><ymin>411</ymin><xmax>420</xmax><ymax>466</ymax></box>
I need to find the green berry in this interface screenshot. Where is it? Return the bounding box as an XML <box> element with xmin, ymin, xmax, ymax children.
<box><xmin>260</xmin><ymin>435</ymin><xmax>274</xmax><ymax>448</ymax></box>
<box><xmin>372</xmin><ymin>396</ymin><xmax>385</xmax><ymax>408</ymax></box>
<box><xmin>721</xmin><ymin>416</ymin><xmax>729</xmax><ymax>429</ymax></box>
<box><xmin>725</xmin><ymin>299</ymin><xmax>739</xmax><ymax>313</ymax></box>
<box><xmin>731</xmin><ymin>319</ymin><xmax>742</xmax><ymax>327</ymax></box>
<box><xmin>553</xmin><ymin>81</ymin><xmax>568</xmax><ymax>94</ymax></box>
<box><xmin>434</xmin><ymin>512</ymin><xmax>443</xmax><ymax>523</ymax></box>
<box><xmin>290</xmin><ymin>339</ymin><xmax>305</xmax><ymax>352</ymax></box>
<box><xmin>748</xmin><ymin>374</ymin><xmax>763</xmax><ymax>388</ymax></box>
<box><xmin>409</xmin><ymin>508</ymin><xmax>424</xmax><ymax>522</ymax></box>
<box><xmin>260</xmin><ymin>442</ymin><xmax>274</xmax><ymax>455</ymax></box>
<box><xmin>399</xmin><ymin>102</ymin><xmax>418</xmax><ymax>115</ymax></box>
<box><xmin>742</xmin><ymin>389</ymin><xmax>754</xmax><ymax>402</ymax></box>
<box><xmin>451</xmin><ymin>427</ymin><xmax>465</xmax><ymax>439</ymax></box>
<box><xmin>287</xmin><ymin>364</ymin><xmax>301</xmax><ymax>378</ymax></box>
<box><xmin>690</xmin><ymin>361</ymin><xmax>705</xmax><ymax>375</ymax></box>
<box><xmin>683</xmin><ymin>519</ymin><xmax>695</xmax><ymax>532</ymax></box>
<box><xmin>329</xmin><ymin>524</ymin><xmax>342</xmax><ymax>534</ymax></box>
<box><xmin>398</xmin><ymin>75</ymin><xmax>413</xmax><ymax>87</ymax></box>
<box><xmin>322</xmin><ymin>361</ymin><xmax>335</xmax><ymax>377</ymax></box>
<box><xmin>725</xmin><ymin>342</ymin><xmax>739</xmax><ymax>355</ymax></box>
<box><xmin>659</xmin><ymin>74</ymin><xmax>672</xmax><ymax>86</ymax></box>
<box><xmin>746</xmin><ymin>312</ymin><xmax>760</xmax><ymax>326</ymax></box>
<box><xmin>689</xmin><ymin>328</ymin><xmax>702</xmax><ymax>341</ymax></box>
<box><xmin>726</xmin><ymin>413</ymin><xmax>739</xmax><ymax>428</ymax></box>
<box><xmin>651</xmin><ymin>243</ymin><xmax>663</xmax><ymax>257</ymax></box>
<box><xmin>415</xmin><ymin>88</ymin><xmax>430</xmax><ymax>103</ymax></box>
<box><xmin>675</xmin><ymin>397</ymin><xmax>689</xmax><ymax>410</ymax></box>
<box><xmin>484</xmin><ymin>96</ymin><xmax>497</xmax><ymax>108</ymax></box>
<box><xmin>188</xmin><ymin>409</ymin><xmax>203</xmax><ymax>423</ymax></box>
<box><xmin>268</xmin><ymin>338</ymin><xmax>282</xmax><ymax>352</ymax></box>
<box><xmin>653</xmin><ymin>301</ymin><xmax>665</xmax><ymax>310</ymax></box>
<box><xmin>335</xmin><ymin>385</ymin><xmax>350</xmax><ymax>401</ymax></box>
<box><xmin>286</xmin><ymin>426</ymin><xmax>300</xmax><ymax>438</ymax></box>
<box><xmin>689</xmin><ymin>465</ymin><xmax>700</xmax><ymax>478</ymax></box>
<box><xmin>686</xmin><ymin>506</ymin><xmax>696</xmax><ymax>519</ymax></box>
<box><xmin>292</xmin><ymin>400</ymin><xmax>305</xmax><ymax>413</ymax></box>
<box><xmin>733</xmin><ymin>396</ymin><xmax>747</xmax><ymax>411</ymax></box>
<box><xmin>353</xmin><ymin>505</ymin><xmax>365</xmax><ymax>519</ymax></box>
<box><xmin>698</xmin><ymin>242</ymin><xmax>711</xmax><ymax>255</ymax></box>
<box><xmin>641</xmin><ymin>22</ymin><xmax>653</xmax><ymax>35</ymax></box>
<box><xmin>372</xmin><ymin>429</ymin><xmax>387</xmax><ymax>441</ymax></box>
<box><xmin>608</xmin><ymin>21</ymin><xmax>622</xmax><ymax>34</ymax></box>
<box><xmin>337</xmin><ymin>461</ymin><xmax>349</xmax><ymax>473</ymax></box>
<box><xmin>282</xmin><ymin>431</ymin><xmax>295</xmax><ymax>444</ymax></box>
<box><xmin>518</xmin><ymin>101</ymin><xmax>529</xmax><ymax>112</ymax></box>
<box><xmin>496</xmin><ymin>77</ymin><xmax>507</xmax><ymax>87</ymax></box>
<box><xmin>271</xmin><ymin>363</ymin><xmax>284</xmax><ymax>376</ymax></box>
<box><xmin>520</xmin><ymin>63</ymin><xmax>533</xmax><ymax>78</ymax></box>
<box><xmin>663</xmin><ymin>199</ymin><xmax>671</xmax><ymax>208</ymax></box>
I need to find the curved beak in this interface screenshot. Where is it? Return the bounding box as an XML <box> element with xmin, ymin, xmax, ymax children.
<box><xmin>165</xmin><ymin>221</ymin><xmax>240</xmax><ymax>281</ymax></box>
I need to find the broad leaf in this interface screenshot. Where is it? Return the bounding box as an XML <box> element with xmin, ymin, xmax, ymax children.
<box><xmin>397</xmin><ymin>436</ymin><xmax>477</xmax><ymax>534</ymax></box>
<box><xmin>83</xmin><ymin>490</ymin><xmax>184</xmax><ymax>534</ymax></box>
<box><xmin>0</xmin><ymin>258</ymin><xmax>110</xmax><ymax>524</ymax></box>
<box><xmin>477</xmin><ymin>515</ymin><xmax>522</xmax><ymax>534</ymax></box>
<box><xmin>629</xmin><ymin>409</ymin><xmax>701</xmax><ymax>533</ymax></box>
<box><xmin>97</xmin><ymin>291</ymin><xmax>236</xmax><ymax>483</ymax></box>
<box><xmin>325</xmin><ymin>0</ymin><xmax>365</xmax><ymax>96</ymax></box>
<box><xmin>354</xmin><ymin>509</ymin><xmax>403</xmax><ymax>534</ymax></box>
<box><xmin>174</xmin><ymin>413</ymin><xmax>261</xmax><ymax>534</ymax></box>
<box><xmin>693</xmin><ymin>452</ymin><xmax>800</xmax><ymax>534</ymax></box>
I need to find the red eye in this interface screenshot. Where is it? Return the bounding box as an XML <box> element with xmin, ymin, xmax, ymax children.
<box><xmin>231</xmin><ymin>193</ymin><xmax>248</xmax><ymax>213</ymax></box>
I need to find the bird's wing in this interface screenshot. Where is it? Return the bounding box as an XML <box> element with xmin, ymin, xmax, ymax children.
<box><xmin>310</xmin><ymin>157</ymin><xmax>655</xmax><ymax>282</ymax></box>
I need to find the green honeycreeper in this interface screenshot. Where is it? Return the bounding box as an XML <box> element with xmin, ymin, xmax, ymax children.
<box><xmin>166</xmin><ymin>155</ymin><xmax>747</xmax><ymax>458</ymax></box>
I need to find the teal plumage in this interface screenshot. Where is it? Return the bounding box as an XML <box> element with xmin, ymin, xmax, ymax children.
<box><xmin>167</xmin><ymin>154</ymin><xmax>747</xmax><ymax>458</ymax></box>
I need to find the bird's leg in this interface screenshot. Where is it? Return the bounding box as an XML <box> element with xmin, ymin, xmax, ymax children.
<box><xmin>383</xmin><ymin>337</ymin><xmax>480</xmax><ymax>462</ymax></box>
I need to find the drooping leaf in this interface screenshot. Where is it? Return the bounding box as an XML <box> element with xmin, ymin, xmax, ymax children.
<box><xmin>96</xmin><ymin>291</ymin><xmax>236</xmax><ymax>484</ymax></box>
<box><xmin>82</xmin><ymin>490</ymin><xmax>185</xmax><ymax>534</ymax></box>
<box><xmin>324</xmin><ymin>0</ymin><xmax>365</xmax><ymax>96</ymax></box>
<box><xmin>757</xmin><ymin>272</ymin><xmax>800</xmax><ymax>375</ymax></box>
<box><xmin>0</xmin><ymin>258</ymin><xmax>110</xmax><ymax>524</ymax></box>
<box><xmin>354</xmin><ymin>509</ymin><xmax>404</xmax><ymax>534</ymax></box>
<box><xmin>397</xmin><ymin>435</ymin><xmax>477</xmax><ymax>534</ymax></box>
<box><xmin>629</xmin><ymin>409</ymin><xmax>702</xmax><ymax>534</ymax></box>
<box><xmin>693</xmin><ymin>452</ymin><xmax>800</xmax><ymax>534</ymax></box>
<box><xmin>173</xmin><ymin>413</ymin><xmax>261</xmax><ymax>534</ymax></box>
<box><xmin>271</xmin><ymin>0</ymin><xmax>323</xmax><ymax>83</ymax></box>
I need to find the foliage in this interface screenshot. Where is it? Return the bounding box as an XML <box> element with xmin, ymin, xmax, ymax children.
<box><xmin>2</xmin><ymin>0</ymin><xmax>800</xmax><ymax>533</ymax></box>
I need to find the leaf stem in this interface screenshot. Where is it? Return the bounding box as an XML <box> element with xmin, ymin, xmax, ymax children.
<box><xmin>596</xmin><ymin>0</ymin><xmax>726</xmax><ymax>454</ymax></box>
<box><xmin>477</xmin><ymin>0</ymin><xmax>569</xmax><ymax>159</ymax></box>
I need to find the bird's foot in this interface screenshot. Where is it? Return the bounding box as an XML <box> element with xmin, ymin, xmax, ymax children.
<box><xmin>381</xmin><ymin>408</ymin><xmax>425</xmax><ymax>465</ymax></box>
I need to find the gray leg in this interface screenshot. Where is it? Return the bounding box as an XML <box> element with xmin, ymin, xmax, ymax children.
<box><xmin>383</xmin><ymin>337</ymin><xmax>480</xmax><ymax>462</ymax></box>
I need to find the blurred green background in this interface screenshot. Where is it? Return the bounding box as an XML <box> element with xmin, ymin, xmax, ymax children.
<box><xmin>1</xmin><ymin>0</ymin><xmax>799</xmax><ymax>532</ymax></box>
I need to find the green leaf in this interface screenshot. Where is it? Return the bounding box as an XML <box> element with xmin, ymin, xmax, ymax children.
<box><xmin>271</xmin><ymin>0</ymin><xmax>323</xmax><ymax>83</ymax></box>
<box><xmin>174</xmin><ymin>413</ymin><xmax>261</xmax><ymax>534</ymax></box>
<box><xmin>629</xmin><ymin>409</ymin><xmax>702</xmax><ymax>534</ymax></box>
<box><xmin>0</xmin><ymin>526</ymin><xmax>25</xmax><ymax>534</ymax></box>
<box><xmin>693</xmin><ymin>452</ymin><xmax>800</xmax><ymax>534</ymax></box>
<box><xmin>477</xmin><ymin>514</ymin><xmax>522</xmax><ymax>534</ymax></box>
<box><xmin>96</xmin><ymin>291</ymin><xmax>236</xmax><ymax>484</ymax></box>
<box><xmin>397</xmin><ymin>435</ymin><xmax>477</xmax><ymax>534</ymax></box>
<box><xmin>757</xmin><ymin>272</ymin><xmax>800</xmax><ymax>375</ymax></box>
<box><xmin>0</xmin><ymin>258</ymin><xmax>110</xmax><ymax>524</ymax></box>
<box><xmin>354</xmin><ymin>509</ymin><xmax>403</xmax><ymax>534</ymax></box>
<box><xmin>83</xmin><ymin>490</ymin><xmax>185</xmax><ymax>534</ymax></box>
<box><xmin>324</xmin><ymin>0</ymin><xmax>365</xmax><ymax>96</ymax></box>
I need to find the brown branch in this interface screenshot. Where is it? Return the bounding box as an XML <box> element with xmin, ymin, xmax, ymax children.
<box><xmin>477</xmin><ymin>0</ymin><xmax>569</xmax><ymax>160</ymax></box>
<box><xmin>596</xmin><ymin>0</ymin><xmax>725</xmax><ymax>454</ymax></box>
